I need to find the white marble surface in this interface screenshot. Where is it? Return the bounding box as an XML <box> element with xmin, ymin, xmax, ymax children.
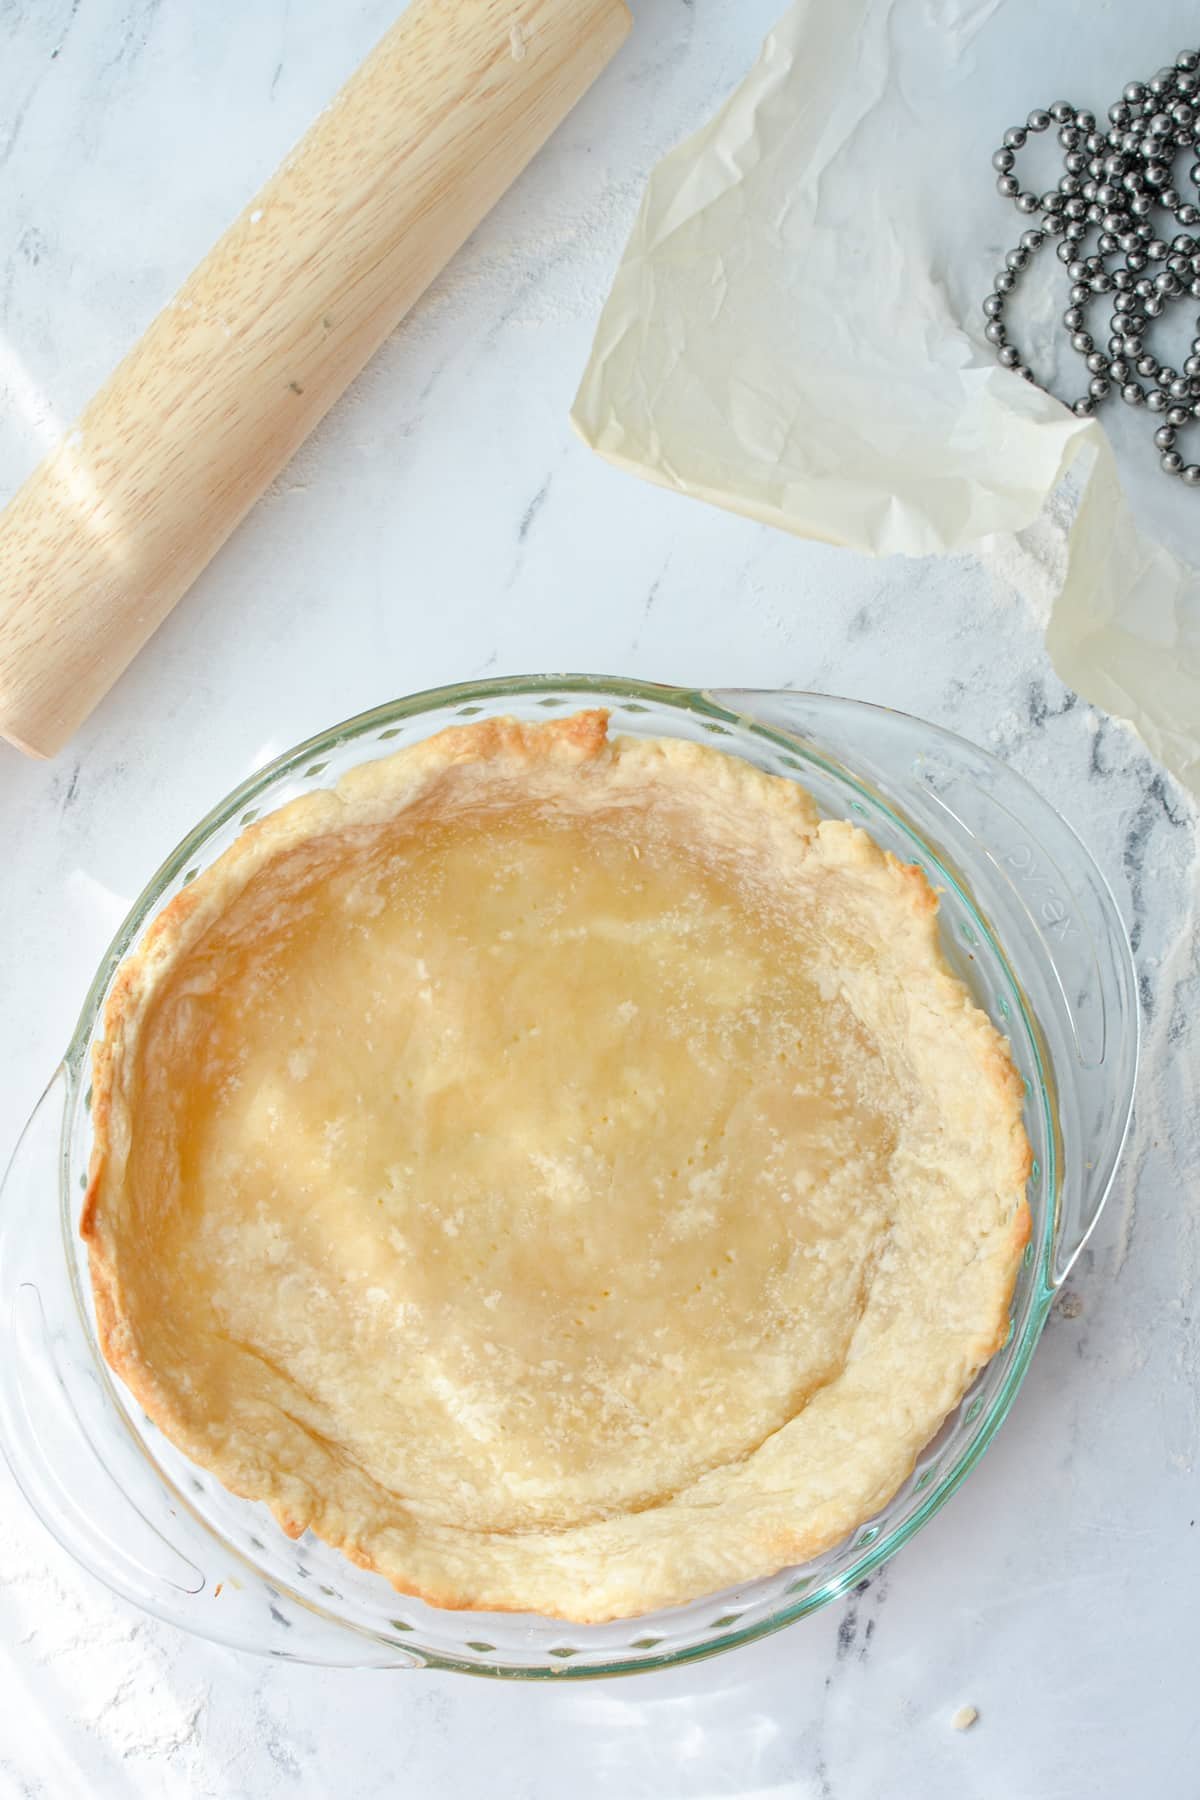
<box><xmin>1</xmin><ymin>4</ymin><xmax>1198</xmax><ymax>1796</ymax></box>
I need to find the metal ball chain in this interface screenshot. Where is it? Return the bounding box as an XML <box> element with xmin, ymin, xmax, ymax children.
<box><xmin>983</xmin><ymin>50</ymin><xmax>1200</xmax><ymax>487</ymax></box>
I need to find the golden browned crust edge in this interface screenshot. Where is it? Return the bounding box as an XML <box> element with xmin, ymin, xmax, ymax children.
<box><xmin>83</xmin><ymin>710</ymin><xmax>1033</xmax><ymax>1623</ymax></box>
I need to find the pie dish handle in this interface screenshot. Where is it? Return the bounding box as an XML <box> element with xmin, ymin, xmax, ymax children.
<box><xmin>0</xmin><ymin>1068</ymin><xmax>217</xmax><ymax>1596</ymax></box>
<box><xmin>0</xmin><ymin>1068</ymin><xmax>423</xmax><ymax>1665</ymax></box>
<box><xmin>708</xmin><ymin>688</ymin><xmax>1140</xmax><ymax>1287</ymax></box>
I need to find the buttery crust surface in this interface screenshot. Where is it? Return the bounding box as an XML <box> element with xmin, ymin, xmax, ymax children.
<box><xmin>83</xmin><ymin>711</ymin><xmax>1031</xmax><ymax>1622</ymax></box>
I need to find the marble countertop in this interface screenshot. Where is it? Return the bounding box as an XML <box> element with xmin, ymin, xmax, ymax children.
<box><xmin>2</xmin><ymin>3</ymin><xmax>1197</xmax><ymax>1795</ymax></box>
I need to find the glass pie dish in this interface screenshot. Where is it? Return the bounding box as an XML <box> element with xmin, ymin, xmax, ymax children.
<box><xmin>0</xmin><ymin>676</ymin><xmax>1138</xmax><ymax>1677</ymax></box>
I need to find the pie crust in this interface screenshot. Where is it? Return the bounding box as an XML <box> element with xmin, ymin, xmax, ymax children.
<box><xmin>83</xmin><ymin>711</ymin><xmax>1031</xmax><ymax>1621</ymax></box>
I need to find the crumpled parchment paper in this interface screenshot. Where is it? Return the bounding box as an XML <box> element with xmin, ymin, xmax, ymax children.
<box><xmin>572</xmin><ymin>0</ymin><xmax>1200</xmax><ymax>793</ymax></box>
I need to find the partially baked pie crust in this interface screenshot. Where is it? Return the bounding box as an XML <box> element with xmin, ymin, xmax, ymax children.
<box><xmin>83</xmin><ymin>711</ymin><xmax>1031</xmax><ymax>1621</ymax></box>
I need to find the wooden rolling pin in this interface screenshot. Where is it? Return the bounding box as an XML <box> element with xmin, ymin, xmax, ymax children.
<box><xmin>0</xmin><ymin>0</ymin><xmax>630</xmax><ymax>757</ymax></box>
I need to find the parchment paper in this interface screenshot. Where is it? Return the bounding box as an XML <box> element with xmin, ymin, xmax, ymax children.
<box><xmin>571</xmin><ymin>0</ymin><xmax>1200</xmax><ymax>793</ymax></box>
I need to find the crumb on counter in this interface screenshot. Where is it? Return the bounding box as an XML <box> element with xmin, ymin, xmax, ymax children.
<box><xmin>951</xmin><ymin>1704</ymin><xmax>979</xmax><ymax>1731</ymax></box>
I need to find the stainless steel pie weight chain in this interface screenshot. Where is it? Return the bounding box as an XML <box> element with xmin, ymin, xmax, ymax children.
<box><xmin>983</xmin><ymin>50</ymin><xmax>1200</xmax><ymax>486</ymax></box>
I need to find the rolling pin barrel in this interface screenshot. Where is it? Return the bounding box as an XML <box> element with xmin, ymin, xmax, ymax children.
<box><xmin>0</xmin><ymin>0</ymin><xmax>630</xmax><ymax>757</ymax></box>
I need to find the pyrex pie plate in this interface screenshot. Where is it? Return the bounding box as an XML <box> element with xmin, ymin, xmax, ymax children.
<box><xmin>0</xmin><ymin>677</ymin><xmax>1138</xmax><ymax>1676</ymax></box>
